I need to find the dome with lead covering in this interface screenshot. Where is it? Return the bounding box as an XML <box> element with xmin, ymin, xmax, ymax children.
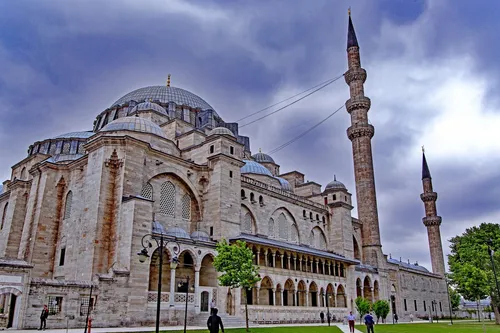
<box><xmin>128</xmin><ymin>102</ymin><xmax>167</xmax><ymax>116</ymax></box>
<box><xmin>165</xmin><ymin>227</ymin><xmax>191</xmax><ymax>239</ymax></box>
<box><xmin>252</xmin><ymin>152</ymin><xmax>275</xmax><ymax>164</ymax></box>
<box><xmin>208</xmin><ymin>127</ymin><xmax>235</xmax><ymax>137</ymax></box>
<box><xmin>325</xmin><ymin>175</ymin><xmax>346</xmax><ymax>191</ymax></box>
<box><xmin>100</xmin><ymin>116</ymin><xmax>165</xmax><ymax>138</ymax></box>
<box><xmin>275</xmin><ymin>177</ymin><xmax>292</xmax><ymax>191</ymax></box>
<box><xmin>52</xmin><ymin>131</ymin><xmax>94</xmax><ymax>139</ymax></box>
<box><xmin>241</xmin><ymin>160</ymin><xmax>273</xmax><ymax>177</ymax></box>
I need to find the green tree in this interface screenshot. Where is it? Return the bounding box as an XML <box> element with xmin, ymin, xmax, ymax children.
<box><xmin>448</xmin><ymin>223</ymin><xmax>500</xmax><ymax>324</ymax></box>
<box><xmin>213</xmin><ymin>239</ymin><xmax>260</xmax><ymax>332</ymax></box>
<box><xmin>448</xmin><ymin>286</ymin><xmax>461</xmax><ymax>312</ymax></box>
<box><xmin>373</xmin><ymin>300</ymin><xmax>390</xmax><ymax>323</ymax></box>
<box><xmin>355</xmin><ymin>297</ymin><xmax>371</xmax><ymax>324</ymax></box>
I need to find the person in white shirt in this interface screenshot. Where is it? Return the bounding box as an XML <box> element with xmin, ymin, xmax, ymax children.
<box><xmin>347</xmin><ymin>311</ymin><xmax>356</xmax><ymax>333</ymax></box>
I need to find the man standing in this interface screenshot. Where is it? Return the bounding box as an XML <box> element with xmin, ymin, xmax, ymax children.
<box><xmin>364</xmin><ymin>312</ymin><xmax>375</xmax><ymax>333</ymax></box>
<box><xmin>409</xmin><ymin>313</ymin><xmax>414</xmax><ymax>322</ymax></box>
<box><xmin>207</xmin><ymin>308</ymin><xmax>224</xmax><ymax>333</ymax></box>
<box><xmin>38</xmin><ymin>305</ymin><xmax>49</xmax><ymax>331</ymax></box>
<box><xmin>210</xmin><ymin>299</ymin><xmax>216</xmax><ymax>315</ymax></box>
<box><xmin>347</xmin><ymin>311</ymin><xmax>356</xmax><ymax>333</ymax></box>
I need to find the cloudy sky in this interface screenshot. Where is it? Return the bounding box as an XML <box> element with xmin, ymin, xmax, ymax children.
<box><xmin>1</xmin><ymin>0</ymin><xmax>500</xmax><ymax>271</ymax></box>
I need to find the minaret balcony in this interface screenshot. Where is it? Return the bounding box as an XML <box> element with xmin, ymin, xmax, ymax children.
<box><xmin>347</xmin><ymin>124</ymin><xmax>374</xmax><ymax>140</ymax></box>
<box><xmin>423</xmin><ymin>216</ymin><xmax>442</xmax><ymax>227</ymax></box>
<box><xmin>346</xmin><ymin>96</ymin><xmax>371</xmax><ymax>114</ymax></box>
<box><xmin>420</xmin><ymin>192</ymin><xmax>437</xmax><ymax>202</ymax></box>
<box><xmin>344</xmin><ymin>67</ymin><xmax>367</xmax><ymax>85</ymax></box>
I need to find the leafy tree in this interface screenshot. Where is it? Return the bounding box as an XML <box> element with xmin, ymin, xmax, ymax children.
<box><xmin>448</xmin><ymin>286</ymin><xmax>461</xmax><ymax>312</ymax></box>
<box><xmin>448</xmin><ymin>223</ymin><xmax>500</xmax><ymax>324</ymax></box>
<box><xmin>355</xmin><ymin>297</ymin><xmax>371</xmax><ymax>324</ymax></box>
<box><xmin>373</xmin><ymin>300</ymin><xmax>390</xmax><ymax>323</ymax></box>
<box><xmin>213</xmin><ymin>239</ymin><xmax>260</xmax><ymax>332</ymax></box>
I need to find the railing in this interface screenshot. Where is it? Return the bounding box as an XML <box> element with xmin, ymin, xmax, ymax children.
<box><xmin>147</xmin><ymin>292</ymin><xmax>195</xmax><ymax>304</ymax></box>
<box><xmin>241</xmin><ymin>176</ymin><xmax>327</xmax><ymax>211</ymax></box>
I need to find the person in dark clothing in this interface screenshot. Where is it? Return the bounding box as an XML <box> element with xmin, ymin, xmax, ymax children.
<box><xmin>320</xmin><ymin>312</ymin><xmax>325</xmax><ymax>323</ymax></box>
<box><xmin>207</xmin><ymin>308</ymin><xmax>224</xmax><ymax>333</ymax></box>
<box><xmin>364</xmin><ymin>312</ymin><xmax>375</xmax><ymax>333</ymax></box>
<box><xmin>38</xmin><ymin>305</ymin><xmax>49</xmax><ymax>330</ymax></box>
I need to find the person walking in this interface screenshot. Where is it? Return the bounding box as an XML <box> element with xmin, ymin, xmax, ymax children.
<box><xmin>364</xmin><ymin>312</ymin><xmax>375</xmax><ymax>333</ymax></box>
<box><xmin>210</xmin><ymin>299</ymin><xmax>217</xmax><ymax>315</ymax></box>
<box><xmin>347</xmin><ymin>311</ymin><xmax>356</xmax><ymax>333</ymax></box>
<box><xmin>207</xmin><ymin>308</ymin><xmax>224</xmax><ymax>333</ymax></box>
<box><xmin>409</xmin><ymin>313</ymin><xmax>414</xmax><ymax>322</ymax></box>
<box><xmin>38</xmin><ymin>305</ymin><xmax>49</xmax><ymax>331</ymax></box>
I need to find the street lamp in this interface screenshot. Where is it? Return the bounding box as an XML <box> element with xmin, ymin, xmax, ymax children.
<box><xmin>178</xmin><ymin>276</ymin><xmax>195</xmax><ymax>333</ymax></box>
<box><xmin>431</xmin><ymin>300</ymin><xmax>438</xmax><ymax>323</ymax></box>
<box><xmin>137</xmin><ymin>233</ymin><xmax>180</xmax><ymax>333</ymax></box>
<box><xmin>320</xmin><ymin>291</ymin><xmax>331</xmax><ymax>326</ymax></box>
<box><xmin>487</xmin><ymin>238</ymin><xmax>500</xmax><ymax>305</ymax></box>
<box><xmin>444</xmin><ymin>276</ymin><xmax>454</xmax><ymax>325</ymax></box>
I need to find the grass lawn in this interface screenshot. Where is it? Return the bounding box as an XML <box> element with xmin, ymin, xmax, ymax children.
<box><xmin>155</xmin><ymin>327</ymin><xmax>343</xmax><ymax>333</ymax></box>
<box><xmin>355</xmin><ymin>321</ymin><xmax>500</xmax><ymax>332</ymax></box>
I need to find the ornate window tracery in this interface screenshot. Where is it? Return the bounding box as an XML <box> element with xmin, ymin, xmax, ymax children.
<box><xmin>278</xmin><ymin>213</ymin><xmax>288</xmax><ymax>240</ymax></box>
<box><xmin>242</xmin><ymin>213</ymin><xmax>252</xmax><ymax>233</ymax></box>
<box><xmin>141</xmin><ymin>182</ymin><xmax>153</xmax><ymax>200</ymax></box>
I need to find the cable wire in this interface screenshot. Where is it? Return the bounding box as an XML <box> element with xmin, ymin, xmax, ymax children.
<box><xmin>267</xmin><ymin>104</ymin><xmax>344</xmax><ymax>155</ymax></box>
<box><xmin>235</xmin><ymin>76</ymin><xmax>342</xmax><ymax>123</ymax></box>
<box><xmin>239</xmin><ymin>74</ymin><xmax>344</xmax><ymax>128</ymax></box>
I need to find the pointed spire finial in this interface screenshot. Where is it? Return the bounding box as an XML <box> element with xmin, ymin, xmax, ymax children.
<box><xmin>422</xmin><ymin>148</ymin><xmax>431</xmax><ymax>179</ymax></box>
<box><xmin>334</xmin><ymin>174</ymin><xmax>337</xmax><ymax>181</ymax></box>
<box><xmin>422</xmin><ymin>145</ymin><xmax>425</xmax><ymax>153</ymax></box>
<box><xmin>348</xmin><ymin>7</ymin><xmax>351</xmax><ymax>17</ymax></box>
<box><xmin>259</xmin><ymin>148</ymin><xmax>262</xmax><ymax>153</ymax></box>
<box><xmin>167</xmin><ymin>74</ymin><xmax>171</xmax><ymax>87</ymax></box>
<box><xmin>347</xmin><ymin>8</ymin><xmax>359</xmax><ymax>49</ymax></box>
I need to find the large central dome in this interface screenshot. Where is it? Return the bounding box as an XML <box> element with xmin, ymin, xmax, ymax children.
<box><xmin>111</xmin><ymin>86</ymin><xmax>214</xmax><ymax>110</ymax></box>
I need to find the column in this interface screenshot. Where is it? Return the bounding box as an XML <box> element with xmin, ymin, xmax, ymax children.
<box><xmin>294</xmin><ymin>256</ymin><xmax>297</xmax><ymax>270</ymax></box>
<box><xmin>256</xmin><ymin>287</ymin><xmax>260</xmax><ymax>305</ymax></box>
<box><xmin>272</xmin><ymin>253</ymin><xmax>276</xmax><ymax>268</ymax></box>
<box><xmin>194</xmin><ymin>268</ymin><xmax>200</xmax><ymax>310</ymax></box>
<box><xmin>316</xmin><ymin>261</ymin><xmax>319</xmax><ymax>274</ymax></box>
<box><xmin>272</xmin><ymin>288</ymin><xmax>276</xmax><ymax>306</ymax></box>
<box><xmin>306</xmin><ymin>288</ymin><xmax>309</xmax><ymax>307</ymax></box>
<box><xmin>288</xmin><ymin>255</ymin><xmax>291</xmax><ymax>270</ymax></box>
<box><xmin>281</xmin><ymin>290</ymin><xmax>284</xmax><ymax>306</ymax></box>
<box><xmin>256</xmin><ymin>247</ymin><xmax>260</xmax><ymax>266</ymax></box>
<box><xmin>299</xmin><ymin>257</ymin><xmax>302</xmax><ymax>271</ymax></box>
<box><xmin>281</xmin><ymin>254</ymin><xmax>284</xmax><ymax>269</ymax></box>
<box><xmin>322</xmin><ymin>262</ymin><xmax>326</xmax><ymax>275</ymax></box>
<box><xmin>334</xmin><ymin>293</ymin><xmax>338</xmax><ymax>308</ymax></box>
<box><xmin>169</xmin><ymin>267</ymin><xmax>176</xmax><ymax>306</ymax></box>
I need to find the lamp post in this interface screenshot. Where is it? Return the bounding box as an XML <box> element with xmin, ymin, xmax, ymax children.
<box><xmin>137</xmin><ymin>233</ymin><xmax>180</xmax><ymax>333</ymax></box>
<box><xmin>178</xmin><ymin>276</ymin><xmax>194</xmax><ymax>333</ymax></box>
<box><xmin>321</xmin><ymin>291</ymin><xmax>331</xmax><ymax>326</ymax></box>
<box><xmin>432</xmin><ymin>300</ymin><xmax>438</xmax><ymax>323</ymax></box>
<box><xmin>445</xmin><ymin>277</ymin><xmax>454</xmax><ymax>325</ymax></box>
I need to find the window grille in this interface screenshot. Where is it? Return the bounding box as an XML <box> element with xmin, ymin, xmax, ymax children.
<box><xmin>62</xmin><ymin>142</ymin><xmax>71</xmax><ymax>154</ymax></box>
<box><xmin>268</xmin><ymin>218</ymin><xmax>274</xmax><ymax>238</ymax></box>
<box><xmin>242</xmin><ymin>213</ymin><xmax>252</xmax><ymax>233</ymax></box>
<box><xmin>278</xmin><ymin>213</ymin><xmax>288</xmax><ymax>240</ymax></box>
<box><xmin>64</xmin><ymin>191</ymin><xmax>72</xmax><ymax>220</ymax></box>
<box><xmin>181</xmin><ymin>194</ymin><xmax>191</xmax><ymax>220</ymax></box>
<box><xmin>159</xmin><ymin>181</ymin><xmax>175</xmax><ymax>216</ymax></box>
<box><xmin>141</xmin><ymin>182</ymin><xmax>153</xmax><ymax>200</ymax></box>
<box><xmin>79</xmin><ymin>297</ymin><xmax>95</xmax><ymax>316</ymax></box>
<box><xmin>48</xmin><ymin>296</ymin><xmax>63</xmax><ymax>315</ymax></box>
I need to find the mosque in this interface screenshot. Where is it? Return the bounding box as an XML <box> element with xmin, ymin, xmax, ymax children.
<box><xmin>0</xmin><ymin>13</ymin><xmax>449</xmax><ymax>329</ymax></box>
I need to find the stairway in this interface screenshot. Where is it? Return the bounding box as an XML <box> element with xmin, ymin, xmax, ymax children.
<box><xmin>191</xmin><ymin>312</ymin><xmax>251</xmax><ymax>328</ymax></box>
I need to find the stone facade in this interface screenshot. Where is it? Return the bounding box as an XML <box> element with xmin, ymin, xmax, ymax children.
<box><xmin>0</xmin><ymin>13</ymin><xmax>450</xmax><ymax>329</ymax></box>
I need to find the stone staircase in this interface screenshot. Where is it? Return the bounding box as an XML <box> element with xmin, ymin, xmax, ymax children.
<box><xmin>191</xmin><ymin>312</ymin><xmax>250</xmax><ymax>328</ymax></box>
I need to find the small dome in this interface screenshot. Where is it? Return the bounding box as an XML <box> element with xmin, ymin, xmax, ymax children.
<box><xmin>241</xmin><ymin>160</ymin><xmax>273</xmax><ymax>177</ymax></box>
<box><xmin>152</xmin><ymin>221</ymin><xmax>168</xmax><ymax>234</ymax></box>
<box><xmin>325</xmin><ymin>175</ymin><xmax>346</xmax><ymax>191</ymax></box>
<box><xmin>275</xmin><ymin>177</ymin><xmax>292</xmax><ymax>192</ymax></box>
<box><xmin>208</xmin><ymin>127</ymin><xmax>235</xmax><ymax>137</ymax></box>
<box><xmin>190</xmin><ymin>231</ymin><xmax>211</xmax><ymax>242</ymax></box>
<box><xmin>165</xmin><ymin>227</ymin><xmax>191</xmax><ymax>239</ymax></box>
<box><xmin>53</xmin><ymin>131</ymin><xmax>94</xmax><ymax>139</ymax></box>
<box><xmin>100</xmin><ymin>116</ymin><xmax>165</xmax><ymax>138</ymax></box>
<box><xmin>128</xmin><ymin>102</ymin><xmax>167</xmax><ymax>116</ymax></box>
<box><xmin>252</xmin><ymin>151</ymin><xmax>275</xmax><ymax>164</ymax></box>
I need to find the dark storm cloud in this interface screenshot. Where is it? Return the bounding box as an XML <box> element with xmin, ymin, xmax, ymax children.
<box><xmin>1</xmin><ymin>0</ymin><xmax>499</xmax><ymax>271</ymax></box>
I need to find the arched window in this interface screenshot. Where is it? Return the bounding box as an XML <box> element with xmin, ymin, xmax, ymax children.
<box><xmin>1</xmin><ymin>203</ymin><xmax>8</xmax><ymax>230</ymax></box>
<box><xmin>333</xmin><ymin>194</ymin><xmax>336</xmax><ymax>200</ymax></box>
<box><xmin>278</xmin><ymin>213</ymin><xmax>288</xmax><ymax>240</ymax></box>
<box><xmin>309</xmin><ymin>212</ymin><xmax>313</xmax><ymax>220</ymax></box>
<box><xmin>241</xmin><ymin>189</ymin><xmax>246</xmax><ymax>200</ymax></box>
<box><xmin>302</xmin><ymin>210</ymin><xmax>306</xmax><ymax>218</ymax></box>
<box><xmin>242</xmin><ymin>213</ymin><xmax>252</xmax><ymax>233</ymax></box>
<box><xmin>64</xmin><ymin>191</ymin><xmax>73</xmax><ymax>220</ymax></box>
<box><xmin>181</xmin><ymin>194</ymin><xmax>191</xmax><ymax>220</ymax></box>
<box><xmin>250</xmin><ymin>193</ymin><xmax>255</xmax><ymax>203</ymax></box>
<box><xmin>259</xmin><ymin>195</ymin><xmax>264</xmax><ymax>206</ymax></box>
<box><xmin>20</xmin><ymin>167</ymin><xmax>26</xmax><ymax>180</ymax></box>
<box><xmin>268</xmin><ymin>218</ymin><xmax>274</xmax><ymax>238</ymax></box>
<box><xmin>322</xmin><ymin>216</ymin><xmax>326</xmax><ymax>223</ymax></box>
<box><xmin>316</xmin><ymin>214</ymin><xmax>319</xmax><ymax>221</ymax></box>
<box><xmin>141</xmin><ymin>182</ymin><xmax>153</xmax><ymax>200</ymax></box>
<box><xmin>291</xmin><ymin>224</ymin><xmax>299</xmax><ymax>243</ymax></box>
<box><xmin>159</xmin><ymin>181</ymin><xmax>175</xmax><ymax>216</ymax></box>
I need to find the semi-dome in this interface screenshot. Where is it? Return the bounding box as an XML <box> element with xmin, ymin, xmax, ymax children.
<box><xmin>128</xmin><ymin>101</ymin><xmax>167</xmax><ymax>116</ymax></box>
<box><xmin>241</xmin><ymin>160</ymin><xmax>273</xmax><ymax>177</ymax></box>
<box><xmin>190</xmin><ymin>231</ymin><xmax>211</xmax><ymax>242</ymax></box>
<box><xmin>100</xmin><ymin>116</ymin><xmax>165</xmax><ymax>138</ymax></box>
<box><xmin>53</xmin><ymin>131</ymin><xmax>94</xmax><ymax>139</ymax></box>
<box><xmin>275</xmin><ymin>177</ymin><xmax>292</xmax><ymax>192</ymax></box>
<box><xmin>325</xmin><ymin>175</ymin><xmax>346</xmax><ymax>191</ymax></box>
<box><xmin>111</xmin><ymin>86</ymin><xmax>214</xmax><ymax>111</ymax></box>
<box><xmin>208</xmin><ymin>127</ymin><xmax>235</xmax><ymax>137</ymax></box>
<box><xmin>252</xmin><ymin>151</ymin><xmax>275</xmax><ymax>164</ymax></box>
<box><xmin>165</xmin><ymin>227</ymin><xmax>191</xmax><ymax>239</ymax></box>
<box><xmin>152</xmin><ymin>221</ymin><xmax>168</xmax><ymax>234</ymax></box>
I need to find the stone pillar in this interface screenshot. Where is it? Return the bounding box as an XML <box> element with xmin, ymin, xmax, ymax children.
<box><xmin>272</xmin><ymin>253</ymin><xmax>276</xmax><ymax>268</ymax></box>
<box><xmin>323</xmin><ymin>262</ymin><xmax>326</xmax><ymax>275</ymax></box>
<box><xmin>169</xmin><ymin>267</ymin><xmax>176</xmax><ymax>307</ymax></box>
<box><xmin>272</xmin><ymin>288</ymin><xmax>276</xmax><ymax>306</ymax></box>
<box><xmin>294</xmin><ymin>257</ymin><xmax>297</xmax><ymax>270</ymax></box>
<box><xmin>316</xmin><ymin>261</ymin><xmax>319</xmax><ymax>274</ymax></box>
<box><xmin>288</xmin><ymin>255</ymin><xmax>291</xmax><ymax>270</ymax></box>
<box><xmin>306</xmin><ymin>288</ymin><xmax>309</xmax><ymax>307</ymax></box>
<box><xmin>281</xmin><ymin>254</ymin><xmax>284</xmax><ymax>269</ymax></box>
<box><xmin>299</xmin><ymin>258</ymin><xmax>302</xmax><ymax>271</ymax></box>
<box><xmin>256</xmin><ymin>247</ymin><xmax>260</xmax><ymax>266</ymax></box>
<box><xmin>194</xmin><ymin>268</ymin><xmax>200</xmax><ymax>309</ymax></box>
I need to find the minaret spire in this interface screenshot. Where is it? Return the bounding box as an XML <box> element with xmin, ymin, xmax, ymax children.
<box><xmin>344</xmin><ymin>10</ymin><xmax>382</xmax><ymax>267</ymax></box>
<box><xmin>420</xmin><ymin>150</ymin><xmax>445</xmax><ymax>276</ymax></box>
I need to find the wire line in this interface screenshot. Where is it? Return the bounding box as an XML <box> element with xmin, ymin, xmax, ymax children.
<box><xmin>267</xmin><ymin>104</ymin><xmax>344</xmax><ymax>155</ymax></box>
<box><xmin>239</xmin><ymin>74</ymin><xmax>344</xmax><ymax>128</ymax></box>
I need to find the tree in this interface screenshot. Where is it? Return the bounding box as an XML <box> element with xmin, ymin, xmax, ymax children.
<box><xmin>448</xmin><ymin>223</ymin><xmax>500</xmax><ymax>324</ymax></box>
<box><xmin>373</xmin><ymin>300</ymin><xmax>390</xmax><ymax>323</ymax></box>
<box><xmin>355</xmin><ymin>297</ymin><xmax>371</xmax><ymax>324</ymax></box>
<box><xmin>448</xmin><ymin>286</ymin><xmax>461</xmax><ymax>312</ymax></box>
<box><xmin>213</xmin><ymin>239</ymin><xmax>260</xmax><ymax>332</ymax></box>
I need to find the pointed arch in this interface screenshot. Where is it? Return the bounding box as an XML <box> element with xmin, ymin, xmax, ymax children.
<box><xmin>64</xmin><ymin>191</ymin><xmax>73</xmax><ymax>220</ymax></box>
<box><xmin>373</xmin><ymin>280</ymin><xmax>379</xmax><ymax>301</ymax></box>
<box><xmin>1</xmin><ymin>203</ymin><xmax>8</xmax><ymax>230</ymax></box>
<box><xmin>140</xmin><ymin>182</ymin><xmax>153</xmax><ymax>200</ymax></box>
<box><xmin>259</xmin><ymin>276</ymin><xmax>274</xmax><ymax>305</ymax></box>
<box><xmin>20</xmin><ymin>167</ymin><xmax>26</xmax><ymax>180</ymax></box>
<box><xmin>159</xmin><ymin>181</ymin><xmax>175</xmax><ymax>216</ymax></box>
<box><xmin>310</xmin><ymin>226</ymin><xmax>327</xmax><ymax>250</ymax></box>
<box><xmin>337</xmin><ymin>284</ymin><xmax>347</xmax><ymax>307</ymax></box>
<box><xmin>278</xmin><ymin>213</ymin><xmax>288</xmax><ymax>240</ymax></box>
<box><xmin>356</xmin><ymin>278</ymin><xmax>362</xmax><ymax>298</ymax></box>
<box><xmin>353</xmin><ymin>236</ymin><xmax>361</xmax><ymax>260</ymax></box>
<box><xmin>363</xmin><ymin>276</ymin><xmax>373</xmax><ymax>302</ymax></box>
<box><xmin>241</xmin><ymin>205</ymin><xmax>256</xmax><ymax>234</ymax></box>
<box><xmin>268</xmin><ymin>218</ymin><xmax>275</xmax><ymax>238</ymax></box>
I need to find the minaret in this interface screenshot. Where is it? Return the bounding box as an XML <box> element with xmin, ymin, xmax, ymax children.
<box><xmin>420</xmin><ymin>148</ymin><xmax>445</xmax><ymax>276</ymax></box>
<box><xmin>345</xmin><ymin>10</ymin><xmax>382</xmax><ymax>266</ymax></box>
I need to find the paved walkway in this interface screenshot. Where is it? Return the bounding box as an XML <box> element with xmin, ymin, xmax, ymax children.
<box><xmin>6</xmin><ymin>323</ymin><xmax>363</xmax><ymax>333</ymax></box>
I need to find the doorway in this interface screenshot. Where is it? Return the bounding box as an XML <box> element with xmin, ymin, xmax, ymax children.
<box><xmin>201</xmin><ymin>291</ymin><xmax>209</xmax><ymax>312</ymax></box>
